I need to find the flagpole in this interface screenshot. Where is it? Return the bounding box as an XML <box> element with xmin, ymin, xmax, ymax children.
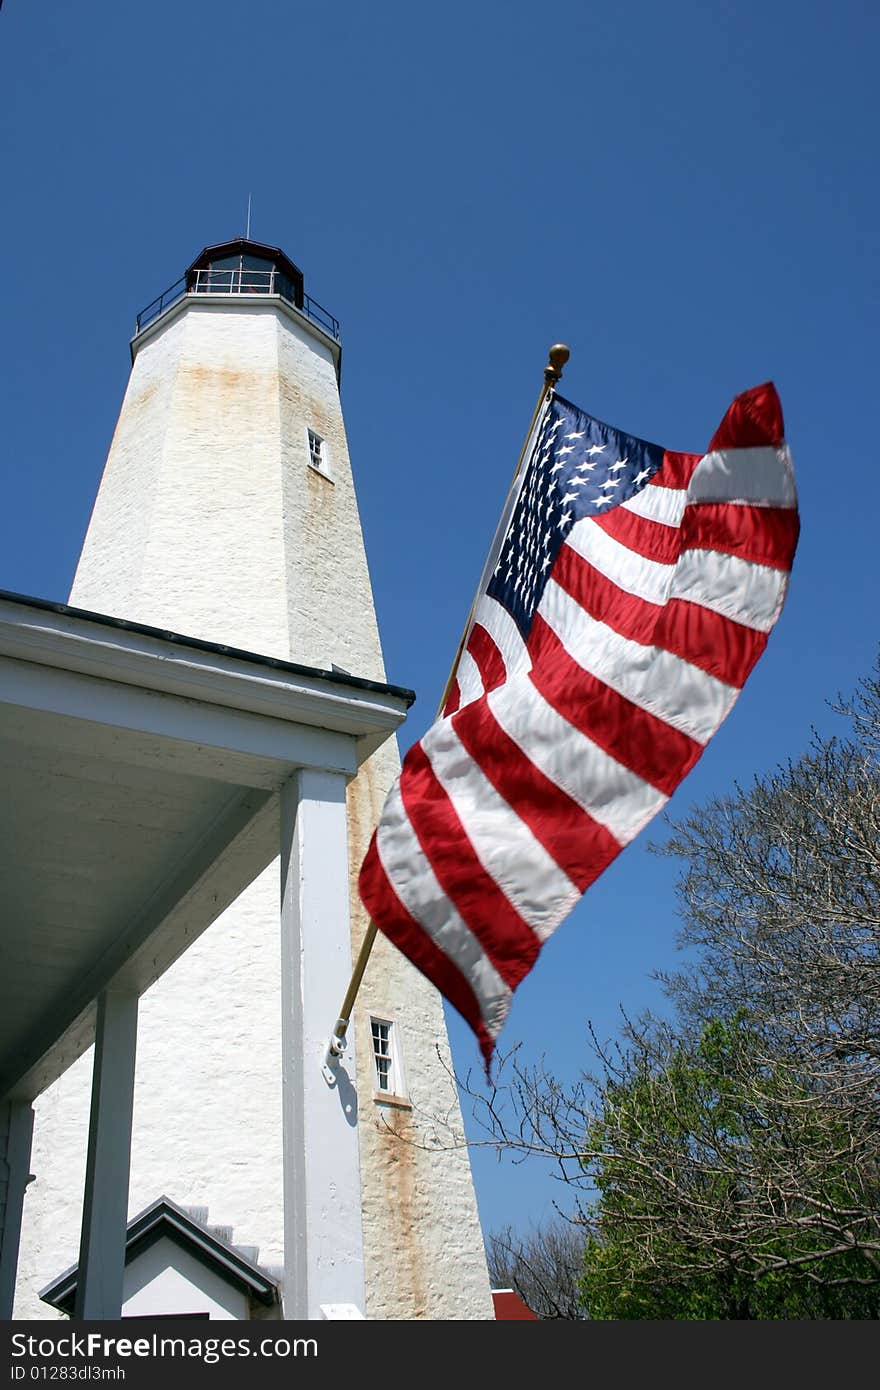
<box><xmin>436</xmin><ymin>342</ymin><xmax>570</xmax><ymax>716</ymax></box>
<box><xmin>323</xmin><ymin>343</ymin><xmax>571</xmax><ymax>1079</ymax></box>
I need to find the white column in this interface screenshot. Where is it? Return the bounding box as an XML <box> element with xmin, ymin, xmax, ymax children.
<box><xmin>74</xmin><ymin>991</ymin><xmax>138</xmax><ymax>1320</ymax></box>
<box><xmin>280</xmin><ymin>768</ymin><xmax>365</xmax><ymax>1320</ymax></box>
<box><xmin>0</xmin><ymin>1100</ymin><xmax>35</xmax><ymax>1318</ymax></box>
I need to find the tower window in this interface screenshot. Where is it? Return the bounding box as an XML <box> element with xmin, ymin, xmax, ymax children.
<box><xmin>370</xmin><ymin>1017</ymin><xmax>408</xmax><ymax>1102</ymax></box>
<box><xmin>371</xmin><ymin>1019</ymin><xmax>392</xmax><ymax>1091</ymax></box>
<box><xmin>308</xmin><ymin>429</ymin><xmax>330</xmax><ymax>477</ymax></box>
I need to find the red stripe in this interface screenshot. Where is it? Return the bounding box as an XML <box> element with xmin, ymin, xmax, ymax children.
<box><xmin>398</xmin><ymin>742</ymin><xmax>541</xmax><ymax>988</ymax></box>
<box><xmin>552</xmin><ymin>544</ymin><xmax>768</xmax><ymax>688</ymax></box>
<box><xmin>656</xmin><ymin>599</ymin><xmax>767</xmax><ymax>688</ymax></box>
<box><xmin>528</xmin><ymin>615</ymin><xmax>703</xmax><ymax>794</ymax></box>
<box><xmin>452</xmin><ymin>698</ymin><xmax>621</xmax><ymax>892</ymax></box>
<box><xmin>709</xmin><ymin>382</ymin><xmax>784</xmax><ymax>450</ymax></box>
<box><xmin>682</xmin><ymin>503</ymin><xmax>800</xmax><ymax>571</ymax></box>
<box><xmin>594</xmin><ymin>503</ymin><xmax>681</xmax><ymax>564</ymax></box>
<box><xmin>650</xmin><ymin>450</ymin><xmax>703</xmax><ymax>490</ymax></box>
<box><xmin>443</xmin><ymin>678</ymin><xmax>461</xmax><ymax>716</ymax></box>
<box><xmin>359</xmin><ymin>834</ymin><xmax>494</xmax><ymax>1067</ymax></box>
<box><xmin>467</xmin><ymin>622</ymin><xmax>508</xmax><ymax>694</ymax></box>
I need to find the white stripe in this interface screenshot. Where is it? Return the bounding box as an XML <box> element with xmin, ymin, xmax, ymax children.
<box><xmin>421</xmin><ymin>716</ymin><xmax>581</xmax><ymax>938</ymax></box>
<box><xmin>471</xmin><ymin>593</ymin><xmax>531</xmax><ymax>677</ymax></box>
<box><xmin>671</xmin><ymin>549</ymin><xmax>790</xmax><ymax>632</ymax></box>
<box><xmin>688</xmin><ymin>445</ymin><xmax>797</xmax><ymax>507</ymax></box>
<box><xmin>487</xmin><ymin>675</ymin><xmax>667</xmax><ymax>844</ymax></box>
<box><xmin>539</xmin><ymin>581</ymin><xmax>738</xmax><ymax>745</ymax></box>
<box><xmin>564</xmin><ymin>517</ymin><xmax>790</xmax><ymax>634</ymax></box>
<box><xmin>622</xmin><ymin>483</ymin><xmax>687</xmax><ymax>528</ymax></box>
<box><xmin>375</xmin><ymin>782</ymin><xmax>510</xmax><ymax>1038</ymax></box>
<box><xmin>454</xmin><ymin>646</ymin><xmax>484</xmax><ymax>710</ymax></box>
<box><xmin>565</xmin><ymin>521</ymin><xmax>674</xmax><ymax>606</ymax></box>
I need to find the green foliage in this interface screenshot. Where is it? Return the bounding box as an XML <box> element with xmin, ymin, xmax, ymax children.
<box><xmin>580</xmin><ymin>1016</ymin><xmax>880</xmax><ymax>1319</ymax></box>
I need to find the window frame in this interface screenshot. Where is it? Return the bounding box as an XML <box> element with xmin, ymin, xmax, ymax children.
<box><xmin>306</xmin><ymin>427</ymin><xmax>333</xmax><ymax>482</ymax></box>
<box><xmin>368</xmin><ymin>1015</ymin><xmax>409</xmax><ymax>1106</ymax></box>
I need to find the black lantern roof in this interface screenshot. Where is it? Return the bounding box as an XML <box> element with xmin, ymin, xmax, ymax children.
<box><xmin>185</xmin><ymin>239</ymin><xmax>305</xmax><ymax>307</ymax></box>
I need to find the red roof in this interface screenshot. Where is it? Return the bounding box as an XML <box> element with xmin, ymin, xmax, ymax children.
<box><xmin>492</xmin><ymin>1289</ymin><xmax>538</xmax><ymax>1320</ymax></box>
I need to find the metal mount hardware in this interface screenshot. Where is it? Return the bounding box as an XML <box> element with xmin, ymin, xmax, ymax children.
<box><xmin>322</xmin><ymin>1019</ymin><xmax>349</xmax><ymax>1086</ymax></box>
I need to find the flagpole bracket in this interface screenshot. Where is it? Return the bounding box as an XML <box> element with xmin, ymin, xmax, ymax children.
<box><xmin>322</xmin><ymin>1018</ymin><xmax>349</xmax><ymax>1086</ymax></box>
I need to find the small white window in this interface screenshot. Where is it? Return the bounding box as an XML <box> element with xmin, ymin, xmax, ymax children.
<box><xmin>305</xmin><ymin>425</ymin><xmax>332</xmax><ymax>480</ymax></box>
<box><xmin>308</xmin><ymin>429</ymin><xmax>323</xmax><ymax>469</ymax></box>
<box><xmin>371</xmin><ymin>1019</ymin><xmax>392</xmax><ymax>1091</ymax></box>
<box><xmin>307</xmin><ymin>427</ymin><xmax>333</xmax><ymax>480</ymax></box>
<box><xmin>370</xmin><ymin>1016</ymin><xmax>408</xmax><ymax>1103</ymax></box>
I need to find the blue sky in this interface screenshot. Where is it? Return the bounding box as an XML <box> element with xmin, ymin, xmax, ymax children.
<box><xmin>1</xmin><ymin>1</ymin><xmax>878</xmax><ymax>1241</ymax></box>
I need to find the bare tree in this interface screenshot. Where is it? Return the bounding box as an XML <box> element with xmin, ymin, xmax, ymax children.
<box><xmin>461</xmin><ymin>662</ymin><xmax>880</xmax><ymax>1317</ymax></box>
<box><xmin>486</xmin><ymin>1219</ymin><xmax>586</xmax><ymax>1319</ymax></box>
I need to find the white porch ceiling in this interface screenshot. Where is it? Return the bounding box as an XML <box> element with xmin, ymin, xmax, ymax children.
<box><xmin>0</xmin><ymin>594</ymin><xmax>412</xmax><ymax>1101</ymax></box>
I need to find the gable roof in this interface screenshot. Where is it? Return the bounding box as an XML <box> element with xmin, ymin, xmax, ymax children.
<box><xmin>40</xmin><ymin>1196</ymin><xmax>280</xmax><ymax>1315</ymax></box>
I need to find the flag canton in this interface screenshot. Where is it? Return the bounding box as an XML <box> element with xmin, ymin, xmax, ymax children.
<box><xmin>487</xmin><ymin>395</ymin><xmax>665</xmax><ymax>639</ymax></box>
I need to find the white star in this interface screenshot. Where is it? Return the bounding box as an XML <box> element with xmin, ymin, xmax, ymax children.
<box><xmin>549</xmin><ymin>459</ymin><xmax>565</xmax><ymax>475</ymax></box>
<box><xmin>558</xmin><ymin>510</ymin><xmax>573</xmax><ymax>529</ymax></box>
<box><xmin>601</xmin><ymin>477</ymin><xmax>619</xmax><ymax>491</ymax></box>
<box><xmin>560</xmin><ymin>491</ymin><xmax>578</xmax><ymax>505</ymax></box>
<box><xmin>565</xmin><ymin>430</ymin><xmax>585</xmax><ymax>440</ymax></box>
<box><xmin>610</xmin><ymin>457</ymin><xmax>628</xmax><ymax>472</ymax></box>
<box><xmin>576</xmin><ymin>460</ymin><xmax>598</xmax><ymax>473</ymax></box>
<box><xmin>540</xmin><ymin>552</ymin><xmax>552</xmax><ymax>571</ymax></box>
<box><xmin>586</xmin><ymin>444</ymin><xmax>606</xmax><ymax>457</ymax></box>
<box><xmin>570</xmin><ymin>478</ymin><xmax>588</xmax><ymax>489</ymax></box>
<box><xmin>634</xmin><ymin>467</ymin><xmax>652</xmax><ymax>485</ymax></box>
<box><xmin>592</xmin><ymin>495</ymin><xmax>612</xmax><ymax>508</ymax></box>
<box><xmin>557</xmin><ymin>445</ymin><xmax>576</xmax><ymax>456</ymax></box>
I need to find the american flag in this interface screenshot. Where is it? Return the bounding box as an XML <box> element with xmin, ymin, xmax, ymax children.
<box><xmin>359</xmin><ymin>381</ymin><xmax>799</xmax><ymax>1067</ymax></box>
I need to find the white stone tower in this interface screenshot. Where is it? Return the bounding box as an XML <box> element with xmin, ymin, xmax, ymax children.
<box><xmin>14</xmin><ymin>239</ymin><xmax>494</xmax><ymax>1320</ymax></box>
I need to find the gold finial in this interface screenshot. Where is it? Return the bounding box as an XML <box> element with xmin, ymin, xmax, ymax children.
<box><xmin>544</xmin><ymin>343</ymin><xmax>570</xmax><ymax>388</ymax></box>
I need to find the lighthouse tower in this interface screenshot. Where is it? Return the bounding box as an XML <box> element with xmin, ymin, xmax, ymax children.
<box><xmin>14</xmin><ymin>240</ymin><xmax>494</xmax><ymax>1320</ymax></box>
